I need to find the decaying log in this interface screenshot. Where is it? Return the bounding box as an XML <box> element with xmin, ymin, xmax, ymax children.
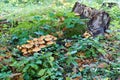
<box><xmin>72</xmin><ymin>2</ymin><xmax>111</xmax><ymax>37</ymax></box>
<box><xmin>0</xmin><ymin>19</ymin><xmax>10</xmax><ymax>25</ymax></box>
<box><xmin>88</xmin><ymin>11</ymin><xmax>110</xmax><ymax>36</ymax></box>
<box><xmin>72</xmin><ymin>2</ymin><xmax>99</xmax><ymax>19</ymax></box>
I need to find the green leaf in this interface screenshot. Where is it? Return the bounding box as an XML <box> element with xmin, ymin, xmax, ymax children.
<box><xmin>66</xmin><ymin>77</ymin><xmax>71</xmax><ymax>80</ymax></box>
<box><xmin>97</xmin><ymin>48</ymin><xmax>106</xmax><ymax>54</ymax></box>
<box><xmin>36</xmin><ymin>60</ymin><xmax>42</xmax><ymax>64</ymax></box>
<box><xmin>38</xmin><ymin>69</ymin><xmax>46</xmax><ymax>76</ymax></box>
<box><xmin>30</xmin><ymin>64</ymin><xmax>38</xmax><ymax>70</ymax></box>
<box><xmin>50</xmin><ymin>57</ymin><xmax>54</xmax><ymax>62</ymax></box>
<box><xmin>70</xmin><ymin>50</ymin><xmax>77</xmax><ymax>55</ymax></box>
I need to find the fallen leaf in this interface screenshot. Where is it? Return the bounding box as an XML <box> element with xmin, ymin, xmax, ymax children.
<box><xmin>65</xmin><ymin>42</ymin><xmax>72</xmax><ymax>47</ymax></box>
<box><xmin>0</xmin><ymin>56</ymin><xmax>4</xmax><ymax>61</ymax></box>
<box><xmin>98</xmin><ymin>62</ymin><xmax>108</xmax><ymax>68</ymax></box>
<box><xmin>83</xmin><ymin>31</ymin><xmax>91</xmax><ymax>38</ymax></box>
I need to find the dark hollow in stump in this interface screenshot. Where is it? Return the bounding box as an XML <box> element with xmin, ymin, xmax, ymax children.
<box><xmin>72</xmin><ymin>2</ymin><xmax>111</xmax><ymax>37</ymax></box>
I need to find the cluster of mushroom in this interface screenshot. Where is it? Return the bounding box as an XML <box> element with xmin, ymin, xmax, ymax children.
<box><xmin>17</xmin><ymin>35</ymin><xmax>57</xmax><ymax>56</ymax></box>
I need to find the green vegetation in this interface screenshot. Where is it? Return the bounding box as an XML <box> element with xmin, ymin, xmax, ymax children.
<box><xmin>0</xmin><ymin>0</ymin><xmax>120</xmax><ymax>80</ymax></box>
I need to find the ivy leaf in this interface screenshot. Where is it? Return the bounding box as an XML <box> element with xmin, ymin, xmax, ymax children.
<box><xmin>38</xmin><ymin>69</ymin><xmax>46</xmax><ymax>76</ymax></box>
<box><xmin>97</xmin><ymin>48</ymin><xmax>106</xmax><ymax>54</ymax></box>
<box><xmin>30</xmin><ymin>64</ymin><xmax>38</xmax><ymax>70</ymax></box>
<box><xmin>70</xmin><ymin>50</ymin><xmax>77</xmax><ymax>55</ymax></box>
<box><xmin>66</xmin><ymin>77</ymin><xmax>71</xmax><ymax>80</ymax></box>
<box><xmin>50</xmin><ymin>57</ymin><xmax>54</xmax><ymax>62</ymax></box>
<box><xmin>34</xmin><ymin>31</ymin><xmax>44</xmax><ymax>36</ymax></box>
<box><xmin>36</xmin><ymin>60</ymin><xmax>42</xmax><ymax>64</ymax></box>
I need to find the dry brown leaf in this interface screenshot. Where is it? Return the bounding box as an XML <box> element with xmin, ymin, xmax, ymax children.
<box><xmin>83</xmin><ymin>31</ymin><xmax>91</xmax><ymax>38</ymax></box>
<box><xmin>56</xmin><ymin>31</ymin><xmax>64</xmax><ymax>38</ymax></box>
<box><xmin>65</xmin><ymin>42</ymin><xmax>72</xmax><ymax>47</ymax></box>
<box><xmin>98</xmin><ymin>62</ymin><xmax>108</xmax><ymax>68</ymax></box>
<box><xmin>59</xmin><ymin>17</ymin><xmax>65</xmax><ymax>22</ymax></box>
<box><xmin>9</xmin><ymin>73</ymin><xmax>23</xmax><ymax>80</ymax></box>
<box><xmin>0</xmin><ymin>56</ymin><xmax>4</xmax><ymax>61</ymax></box>
<box><xmin>105</xmin><ymin>33</ymin><xmax>113</xmax><ymax>39</ymax></box>
<box><xmin>77</xmin><ymin>51</ymin><xmax>85</xmax><ymax>57</ymax></box>
<box><xmin>72</xmin><ymin>76</ymin><xmax>82</xmax><ymax>80</ymax></box>
<box><xmin>5</xmin><ymin>52</ymin><xmax>12</xmax><ymax>58</ymax></box>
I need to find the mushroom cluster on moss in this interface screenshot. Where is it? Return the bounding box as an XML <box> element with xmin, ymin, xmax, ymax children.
<box><xmin>17</xmin><ymin>34</ymin><xmax>57</xmax><ymax>56</ymax></box>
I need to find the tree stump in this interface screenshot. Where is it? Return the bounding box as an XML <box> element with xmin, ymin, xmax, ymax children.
<box><xmin>72</xmin><ymin>2</ymin><xmax>111</xmax><ymax>37</ymax></box>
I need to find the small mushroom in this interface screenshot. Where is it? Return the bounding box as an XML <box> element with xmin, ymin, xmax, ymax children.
<box><xmin>38</xmin><ymin>40</ymin><xmax>45</xmax><ymax>44</ymax></box>
<box><xmin>21</xmin><ymin>44</ymin><xmax>26</xmax><ymax>48</ymax></box>
<box><xmin>34</xmin><ymin>41</ymin><xmax>39</xmax><ymax>45</ymax></box>
<box><xmin>27</xmin><ymin>40</ymin><xmax>33</xmax><ymax>43</ymax></box>
<box><xmin>39</xmin><ymin>45</ymin><xmax>46</xmax><ymax>48</ymax></box>
<box><xmin>17</xmin><ymin>45</ymin><xmax>22</xmax><ymax>50</ymax></box>
<box><xmin>33</xmin><ymin>38</ymin><xmax>38</xmax><ymax>41</ymax></box>
<box><xmin>47</xmin><ymin>41</ymin><xmax>55</xmax><ymax>45</ymax></box>
<box><xmin>38</xmin><ymin>36</ymin><xmax>46</xmax><ymax>40</ymax></box>
<box><xmin>52</xmin><ymin>37</ymin><xmax>57</xmax><ymax>40</ymax></box>
<box><xmin>44</xmin><ymin>37</ymin><xmax>52</xmax><ymax>42</ymax></box>
<box><xmin>32</xmin><ymin>47</ymin><xmax>41</xmax><ymax>52</ymax></box>
<box><xmin>21</xmin><ymin>48</ymin><xmax>27</xmax><ymax>53</ymax></box>
<box><xmin>28</xmin><ymin>49</ymin><xmax>33</xmax><ymax>54</ymax></box>
<box><xmin>45</xmin><ymin>34</ymin><xmax>52</xmax><ymax>38</ymax></box>
<box><xmin>25</xmin><ymin>44</ymin><xmax>33</xmax><ymax>49</ymax></box>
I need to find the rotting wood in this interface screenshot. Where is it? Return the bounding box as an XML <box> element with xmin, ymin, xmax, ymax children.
<box><xmin>72</xmin><ymin>2</ymin><xmax>111</xmax><ymax>37</ymax></box>
<box><xmin>72</xmin><ymin>2</ymin><xmax>99</xmax><ymax>19</ymax></box>
<box><xmin>88</xmin><ymin>11</ymin><xmax>110</xmax><ymax>36</ymax></box>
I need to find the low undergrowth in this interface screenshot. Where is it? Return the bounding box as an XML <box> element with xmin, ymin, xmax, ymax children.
<box><xmin>0</xmin><ymin>0</ymin><xmax>120</xmax><ymax>80</ymax></box>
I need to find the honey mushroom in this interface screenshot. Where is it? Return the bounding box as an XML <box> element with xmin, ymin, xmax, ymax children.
<box><xmin>17</xmin><ymin>34</ymin><xmax>57</xmax><ymax>56</ymax></box>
